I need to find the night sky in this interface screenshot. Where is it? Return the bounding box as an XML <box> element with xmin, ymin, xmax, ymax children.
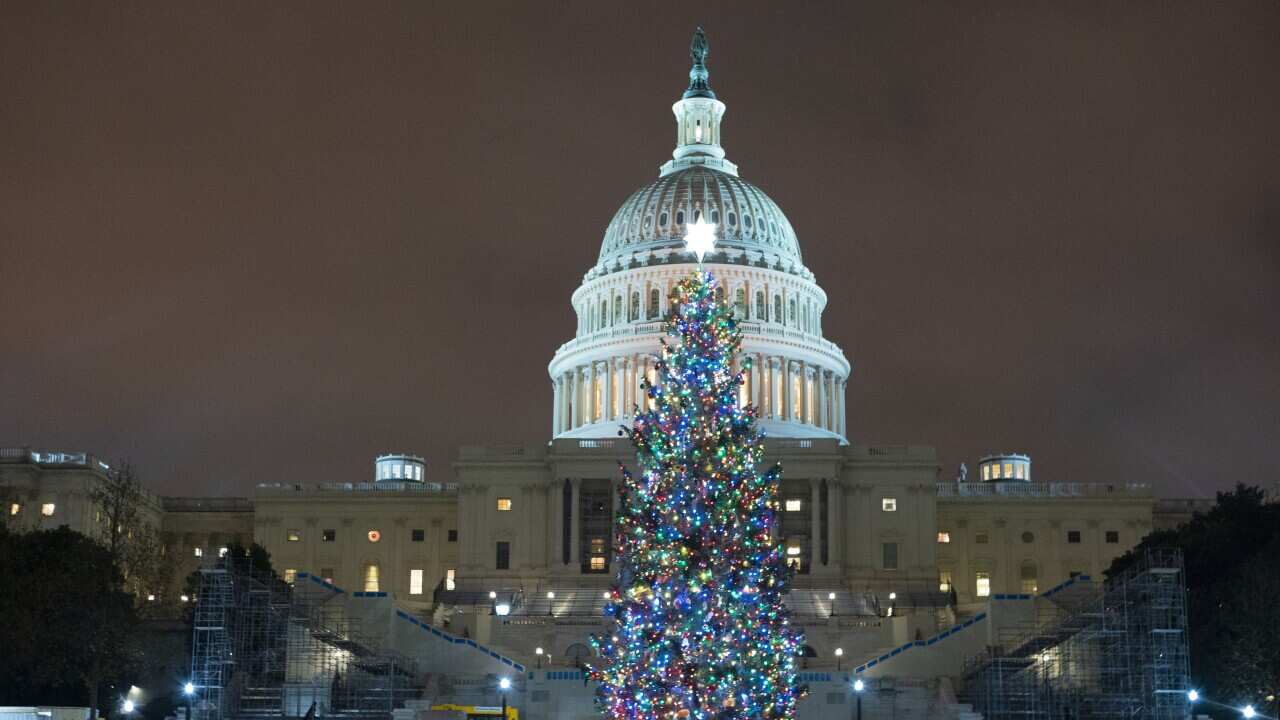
<box><xmin>2</xmin><ymin>2</ymin><xmax>1277</xmax><ymax>498</ymax></box>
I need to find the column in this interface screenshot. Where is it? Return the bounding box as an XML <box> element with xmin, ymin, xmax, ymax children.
<box><xmin>548</xmin><ymin>481</ymin><xmax>563</xmax><ymax>567</ymax></box>
<box><xmin>750</xmin><ymin>354</ymin><xmax>763</xmax><ymax>410</ymax></box>
<box><xmin>570</xmin><ymin>367</ymin><xmax>582</xmax><ymax>429</ymax></box>
<box><xmin>782</xmin><ymin>361</ymin><xmax>794</xmax><ymax>422</ymax></box>
<box><xmin>624</xmin><ymin>355</ymin><xmax>636</xmax><ymax>417</ymax></box>
<box><xmin>828</xmin><ymin>478</ymin><xmax>842</xmax><ymax>567</ymax></box>
<box><xmin>584</xmin><ymin>364</ymin><xmax>596</xmax><ymax>425</ymax></box>
<box><xmin>815</xmin><ymin>369</ymin><xmax>827</xmax><ymax>431</ymax></box>
<box><xmin>810</xmin><ymin>479</ymin><xmax>822</xmax><ymax>571</ymax></box>
<box><xmin>602</xmin><ymin>360</ymin><xmax>613</xmax><ymax>422</ymax></box>
<box><xmin>564</xmin><ymin>371</ymin><xmax>574</xmax><ymax>432</ymax></box>
<box><xmin>552</xmin><ymin>379</ymin><xmax>562</xmax><ymax>435</ymax></box>
<box><xmin>570</xmin><ymin>479</ymin><xmax>582</xmax><ymax>568</ymax></box>
<box><xmin>838</xmin><ymin>379</ymin><xmax>847</xmax><ymax>437</ymax></box>
<box><xmin>800</xmin><ymin>363</ymin><xmax>811</xmax><ymax>425</ymax></box>
<box><xmin>769</xmin><ymin>357</ymin><xmax>781</xmax><ymax>419</ymax></box>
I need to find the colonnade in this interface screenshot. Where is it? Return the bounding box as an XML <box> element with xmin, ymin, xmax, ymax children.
<box><xmin>552</xmin><ymin>352</ymin><xmax>846</xmax><ymax>437</ymax></box>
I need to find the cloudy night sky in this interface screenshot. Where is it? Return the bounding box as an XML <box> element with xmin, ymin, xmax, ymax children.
<box><xmin>2</xmin><ymin>1</ymin><xmax>1277</xmax><ymax>498</ymax></box>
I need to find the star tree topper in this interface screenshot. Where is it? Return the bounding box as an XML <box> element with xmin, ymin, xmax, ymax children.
<box><xmin>683</xmin><ymin>216</ymin><xmax>718</xmax><ymax>263</ymax></box>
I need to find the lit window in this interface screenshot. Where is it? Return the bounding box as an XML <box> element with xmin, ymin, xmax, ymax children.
<box><xmin>1020</xmin><ymin>562</ymin><xmax>1038</xmax><ymax>594</ymax></box>
<box><xmin>8</xmin><ymin>503</ymin><xmax>19</xmax><ymax>516</ymax></box>
<box><xmin>181</xmin><ymin>594</ymin><xmax>190</xmax><ymax>602</ymax></box>
<box><xmin>785</xmin><ymin>499</ymin><xmax>803</xmax><ymax>512</ymax></box>
<box><xmin>410</xmin><ymin>569</ymin><xmax>424</xmax><ymax>595</ymax></box>
<box><xmin>284</xmin><ymin>569</ymin><xmax>297</xmax><ymax>584</ymax></box>
<box><xmin>976</xmin><ymin>532</ymin><xmax>989</xmax><ymax>544</ymax></box>
<box><xmin>982</xmin><ymin>465</ymin><xmax>991</xmax><ymax>481</ymax></box>
<box><xmin>939</xmin><ymin>571</ymin><xmax>953</xmax><ymax>593</ymax></box>
<box><xmin>193</xmin><ymin>547</ymin><xmax>204</xmax><ymax>558</ymax></box>
<box><xmin>363</xmin><ymin>564</ymin><xmax>380</xmax><ymax>592</ymax></box>
<box><xmin>496</xmin><ymin>497</ymin><xmax>513</xmax><ymax>511</ymax></box>
<box><xmin>1015</xmin><ymin>464</ymin><xmax>1025</xmax><ymax>480</ymax></box>
<box><xmin>40</xmin><ymin>503</ymin><xmax>55</xmax><ymax>517</ymax></box>
<box><xmin>287</xmin><ymin>529</ymin><xmax>301</xmax><ymax>542</ymax></box>
<box><xmin>590</xmin><ymin>556</ymin><xmax>606</xmax><ymax>571</ymax></box>
<box><xmin>976</xmin><ymin>572</ymin><xmax>991</xmax><ymax>598</ymax></box>
<box><xmin>1004</xmin><ymin>463</ymin><xmax>1013</xmax><ymax>478</ymax></box>
<box><xmin>445</xmin><ymin>569</ymin><xmax>456</xmax><ymax>591</ymax></box>
<box><xmin>882</xmin><ymin>542</ymin><xmax>898</xmax><ymax>570</ymax></box>
<box><xmin>322</xmin><ymin>529</ymin><xmax>336</xmax><ymax>542</ymax></box>
<box><xmin>991</xmin><ymin>464</ymin><xmax>1001</xmax><ymax>480</ymax></box>
<box><xmin>218</xmin><ymin>547</ymin><xmax>228</xmax><ymax>558</ymax></box>
<box><xmin>367</xmin><ymin>529</ymin><xmax>381</xmax><ymax>543</ymax></box>
<box><xmin>937</xmin><ymin>531</ymin><xmax>951</xmax><ymax>544</ymax></box>
<box><xmin>786</xmin><ymin>545</ymin><xmax>801</xmax><ymax>556</ymax></box>
<box><xmin>882</xmin><ymin>498</ymin><xmax>897</xmax><ymax>512</ymax></box>
<box><xmin>415</xmin><ymin>465</ymin><xmax>423</xmax><ymax>480</ymax></box>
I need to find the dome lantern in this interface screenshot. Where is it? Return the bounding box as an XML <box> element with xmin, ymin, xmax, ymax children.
<box><xmin>662</xmin><ymin>27</ymin><xmax>737</xmax><ymax>178</ymax></box>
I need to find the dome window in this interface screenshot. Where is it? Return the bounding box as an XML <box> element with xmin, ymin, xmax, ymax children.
<box><xmin>710</xmin><ymin>209</ymin><xmax>719</xmax><ymax>224</ymax></box>
<box><xmin>727</xmin><ymin>212</ymin><xmax>736</xmax><ymax>227</ymax></box>
<box><xmin>743</xmin><ymin>215</ymin><xmax>753</xmax><ymax>229</ymax></box>
<box><xmin>643</xmin><ymin>216</ymin><xmax>651</xmax><ymax>229</ymax></box>
<box><xmin>659</xmin><ymin>212</ymin><xmax>668</xmax><ymax>226</ymax></box>
<box><xmin>676</xmin><ymin>210</ymin><xmax>685</xmax><ymax>225</ymax></box>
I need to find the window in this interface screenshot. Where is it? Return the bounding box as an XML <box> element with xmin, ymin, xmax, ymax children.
<box><xmin>1067</xmin><ymin>530</ymin><xmax>1081</xmax><ymax>544</ymax></box>
<box><xmin>1105</xmin><ymin>530</ymin><xmax>1119</xmax><ymax>544</ymax></box>
<box><xmin>939</xmin><ymin>570</ymin><xmax>953</xmax><ymax>593</ymax></box>
<box><xmin>40</xmin><ymin>503</ymin><xmax>55</xmax><ymax>517</ymax></box>
<box><xmin>788</xmin><ymin>298</ymin><xmax>797</xmax><ymax>323</ymax></box>
<box><xmin>445</xmin><ymin>568</ymin><xmax>456</xmax><ymax>591</ymax></box>
<box><xmin>1020</xmin><ymin>561</ymin><xmax>1038</xmax><ymax>594</ymax></box>
<box><xmin>734</xmin><ymin>288</ymin><xmax>746</xmax><ymax>316</ymax></box>
<box><xmin>590</xmin><ymin>556</ymin><xmax>606</xmax><ymax>571</ymax></box>
<box><xmin>675</xmin><ymin>210</ymin><xmax>685</xmax><ymax>225</ymax></box>
<box><xmin>496</xmin><ymin>541</ymin><xmax>510</xmax><ymax>570</ymax></box>
<box><xmin>744</xmin><ymin>214</ymin><xmax>753</xmax><ymax>229</ymax></box>
<box><xmin>755</xmin><ymin>291</ymin><xmax>765</xmax><ymax>320</ymax></box>
<box><xmin>773</xmin><ymin>295</ymin><xmax>782</xmax><ymax>322</ymax></box>
<box><xmin>497</xmin><ymin>497</ymin><xmax>513</xmax><ymax>511</ymax></box>
<box><xmin>448</xmin><ymin>529</ymin><xmax>458</xmax><ymax>542</ymax></box>
<box><xmin>218</xmin><ymin>547</ymin><xmax>229</xmax><ymax>558</ymax></box>
<box><xmin>1004</xmin><ymin>463</ymin><xmax>1013</xmax><ymax>478</ymax></box>
<box><xmin>1015</xmin><ymin>463</ymin><xmax>1025</xmax><ymax>480</ymax></box>
<box><xmin>982</xmin><ymin>465</ymin><xmax>991</xmax><ymax>481</ymax></box>
<box><xmin>193</xmin><ymin>547</ymin><xmax>204</xmax><ymax>558</ymax></box>
<box><xmin>321</xmin><ymin>568</ymin><xmax>334</xmax><ymax>583</ymax></box>
<box><xmin>363</xmin><ymin>563</ymin><xmax>380</xmax><ymax>592</ymax></box>
<box><xmin>283</xmin><ymin>569</ymin><xmax>297</xmax><ymax>584</ymax></box>
<box><xmin>287</xmin><ymin>529</ymin><xmax>301</xmax><ymax>542</ymax></box>
<box><xmin>411</xmin><ymin>529</ymin><xmax>425</xmax><ymax>542</ymax></box>
<box><xmin>976</xmin><ymin>531</ymin><xmax>989</xmax><ymax>544</ymax></box>
<box><xmin>710</xmin><ymin>209</ymin><xmax>719</xmax><ymax>224</ymax></box>
<box><xmin>882</xmin><ymin>542</ymin><xmax>899</xmax><ymax>570</ymax></box>
<box><xmin>937</xmin><ymin>531</ymin><xmax>951</xmax><ymax>544</ymax></box>
<box><xmin>629</xmin><ymin>292</ymin><xmax>640</xmax><ymax>321</ymax></box>
<box><xmin>976</xmin><ymin>572</ymin><xmax>991</xmax><ymax>598</ymax></box>
<box><xmin>322</xmin><ymin>529</ymin><xmax>336</xmax><ymax>542</ymax></box>
<box><xmin>728</xmin><ymin>211</ymin><xmax>737</xmax><ymax>227</ymax></box>
<box><xmin>1021</xmin><ymin>531</ymin><xmax>1035</xmax><ymax>544</ymax></box>
<box><xmin>8</xmin><ymin>503</ymin><xmax>19</xmax><ymax>516</ymax></box>
<box><xmin>648</xmin><ymin>289</ymin><xmax>660</xmax><ymax>318</ymax></box>
<box><xmin>991</xmin><ymin>464</ymin><xmax>1001</xmax><ymax>480</ymax></box>
<box><xmin>785</xmin><ymin>499</ymin><xmax>803</xmax><ymax>512</ymax></box>
<box><xmin>367</xmin><ymin>529</ymin><xmax>381</xmax><ymax>543</ymax></box>
<box><xmin>659</xmin><ymin>212</ymin><xmax>668</xmax><ymax>226</ymax></box>
<box><xmin>409</xmin><ymin>569</ymin><xmax>424</xmax><ymax>595</ymax></box>
<box><xmin>881</xmin><ymin>498</ymin><xmax>897</xmax><ymax>512</ymax></box>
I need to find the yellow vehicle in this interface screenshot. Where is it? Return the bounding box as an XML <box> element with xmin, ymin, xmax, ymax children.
<box><xmin>429</xmin><ymin>704</ymin><xmax>518</xmax><ymax>720</ymax></box>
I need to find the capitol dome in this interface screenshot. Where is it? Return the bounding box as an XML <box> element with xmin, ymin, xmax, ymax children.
<box><xmin>592</xmin><ymin>166</ymin><xmax>811</xmax><ymax>281</ymax></box>
<box><xmin>549</xmin><ymin>28</ymin><xmax>851</xmax><ymax>443</ymax></box>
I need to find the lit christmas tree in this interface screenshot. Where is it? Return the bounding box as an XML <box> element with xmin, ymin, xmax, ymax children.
<box><xmin>591</xmin><ymin>221</ymin><xmax>804</xmax><ymax>719</ymax></box>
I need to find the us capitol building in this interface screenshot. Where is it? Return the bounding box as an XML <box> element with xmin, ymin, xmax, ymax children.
<box><xmin>1</xmin><ymin>29</ymin><xmax>1202</xmax><ymax>719</ymax></box>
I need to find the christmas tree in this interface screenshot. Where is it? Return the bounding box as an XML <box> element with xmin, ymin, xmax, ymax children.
<box><xmin>591</xmin><ymin>267</ymin><xmax>804</xmax><ymax>720</ymax></box>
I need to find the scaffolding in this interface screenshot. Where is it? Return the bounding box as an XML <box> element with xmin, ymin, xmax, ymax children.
<box><xmin>961</xmin><ymin>548</ymin><xmax>1190</xmax><ymax>720</ymax></box>
<box><xmin>190</xmin><ymin>557</ymin><xmax>423</xmax><ymax>720</ymax></box>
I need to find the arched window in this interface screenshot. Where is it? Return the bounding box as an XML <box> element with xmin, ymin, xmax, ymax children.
<box><xmin>773</xmin><ymin>295</ymin><xmax>783</xmax><ymax>323</ymax></box>
<box><xmin>714</xmin><ymin>286</ymin><xmax>725</xmax><ymax>303</ymax></box>
<box><xmin>693</xmin><ymin>209</ymin><xmax>703</xmax><ymax>223</ymax></box>
<box><xmin>659</xmin><ymin>211</ymin><xmax>668</xmax><ymax>226</ymax></box>
<box><xmin>613</xmin><ymin>295</ymin><xmax>622</xmax><ymax>324</ymax></box>
<box><xmin>648</xmin><ymin>288</ymin><xmax>660</xmax><ymax>319</ymax></box>
<box><xmin>788</xmin><ymin>298</ymin><xmax>797</xmax><ymax>323</ymax></box>
<box><xmin>728</xmin><ymin>212</ymin><xmax>737</xmax><ymax>227</ymax></box>
<box><xmin>734</xmin><ymin>288</ymin><xmax>746</xmax><ymax>317</ymax></box>
<box><xmin>565</xmin><ymin>643</ymin><xmax>593</xmax><ymax>662</ymax></box>
<box><xmin>675</xmin><ymin>210</ymin><xmax>685</xmax><ymax>225</ymax></box>
<box><xmin>755</xmin><ymin>291</ymin><xmax>765</xmax><ymax>320</ymax></box>
<box><xmin>800</xmin><ymin>302</ymin><xmax>807</xmax><ymax>331</ymax></box>
<box><xmin>1020</xmin><ymin>561</ymin><xmax>1038</xmax><ymax>594</ymax></box>
<box><xmin>643</xmin><ymin>215</ymin><xmax>651</xmax><ymax>230</ymax></box>
<box><xmin>629</xmin><ymin>292</ymin><xmax>640</xmax><ymax>321</ymax></box>
<box><xmin>599</xmin><ymin>300</ymin><xmax>607</xmax><ymax>329</ymax></box>
<box><xmin>363</xmin><ymin>563</ymin><xmax>380</xmax><ymax>592</ymax></box>
<box><xmin>743</xmin><ymin>215</ymin><xmax>753</xmax><ymax>229</ymax></box>
<box><xmin>710</xmin><ymin>209</ymin><xmax>719</xmax><ymax>224</ymax></box>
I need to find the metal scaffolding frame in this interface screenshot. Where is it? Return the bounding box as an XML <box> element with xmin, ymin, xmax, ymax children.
<box><xmin>961</xmin><ymin>548</ymin><xmax>1190</xmax><ymax>720</ymax></box>
<box><xmin>190</xmin><ymin>558</ymin><xmax>423</xmax><ymax>720</ymax></box>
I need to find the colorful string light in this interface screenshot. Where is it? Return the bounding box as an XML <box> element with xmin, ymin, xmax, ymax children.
<box><xmin>591</xmin><ymin>270</ymin><xmax>804</xmax><ymax>719</ymax></box>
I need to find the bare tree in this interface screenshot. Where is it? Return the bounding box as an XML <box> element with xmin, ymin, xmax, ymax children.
<box><xmin>89</xmin><ymin>461</ymin><xmax>170</xmax><ymax>604</ymax></box>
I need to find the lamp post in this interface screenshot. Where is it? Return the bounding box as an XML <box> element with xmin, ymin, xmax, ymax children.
<box><xmin>535</xmin><ymin>647</ymin><xmax>544</xmax><ymax>669</ymax></box>
<box><xmin>498</xmin><ymin>677</ymin><xmax>512</xmax><ymax>719</ymax></box>
<box><xmin>853</xmin><ymin>679</ymin><xmax>864</xmax><ymax>720</ymax></box>
<box><xmin>183</xmin><ymin>682</ymin><xmax>195</xmax><ymax>720</ymax></box>
<box><xmin>829</xmin><ymin>591</ymin><xmax>837</xmax><ymax>618</ymax></box>
<box><xmin>835</xmin><ymin>648</ymin><xmax>844</xmax><ymax>671</ymax></box>
<box><xmin>547</xmin><ymin>591</ymin><xmax>555</xmax><ymax>617</ymax></box>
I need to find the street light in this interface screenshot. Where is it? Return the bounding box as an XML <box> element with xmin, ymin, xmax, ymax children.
<box><xmin>547</xmin><ymin>591</ymin><xmax>555</xmax><ymax>616</ymax></box>
<box><xmin>122</xmin><ymin>700</ymin><xmax>135</xmax><ymax>715</ymax></box>
<box><xmin>1242</xmin><ymin>706</ymin><xmax>1256</xmax><ymax>719</ymax></box>
<box><xmin>498</xmin><ymin>678</ymin><xmax>512</xmax><ymax>719</ymax></box>
<box><xmin>1187</xmin><ymin>690</ymin><xmax>1199</xmax><ymax>703</ymax></box>
<box><xmin>853</xmin><ymin>678</ymin><xmax>865</xmax><ymax>720</ymax></box>
<box><xmin>535</xmin><ymin>647</ymin><xmax>544</xmax><ymax>669</ymax></box>
<box><xmin>835</xmin><ymin>647</ymin><xmax>844</xmax><ymax>670</ymax></box>
<box><xmin>183</xmin><ymin>681</ymin><xmax>195</xmax><ymax>720</ymax></box>
<box><xmin>495</xmin><ymin>602</ymin><xmax>511</xmax><ymax>616</ymax></box>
